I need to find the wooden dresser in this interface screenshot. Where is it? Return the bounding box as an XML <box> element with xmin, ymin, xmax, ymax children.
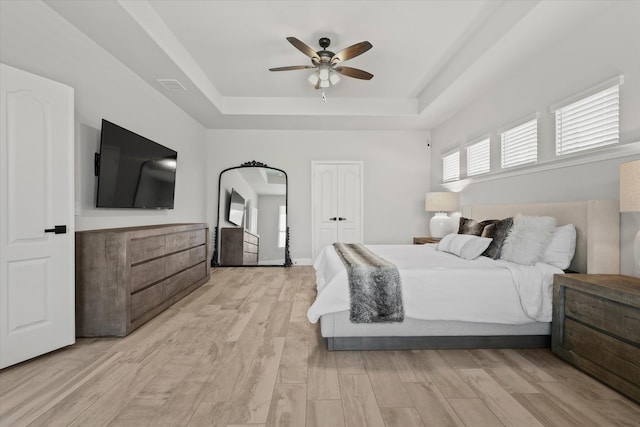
<box><xmin>220</xmin><ymin>228</ymin><xmax>259</xmax><ymax>265</ymax></box>
<box><xmin>552</xmin><ymin>274</ymin><xmax>640</xmax><ymax>403</ymax></box>
<box><xmin>75</xmin><ymin>223</ymin><xmax>210</xmax><ymax>337</ymax></box>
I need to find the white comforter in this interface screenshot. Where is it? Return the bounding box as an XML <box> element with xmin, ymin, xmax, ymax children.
<box><xmin>306</xmin><ymin>244</ymin><xmax>562</xmax><ymax>325</ymax></box>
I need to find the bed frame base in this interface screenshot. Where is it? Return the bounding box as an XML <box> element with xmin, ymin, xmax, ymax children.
<box><xmin>325</xmin><ymin>335</ymin><xmax>551</xmax><ymax>351</ymax></box>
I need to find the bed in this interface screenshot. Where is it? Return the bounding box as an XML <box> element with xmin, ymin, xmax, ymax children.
<box><xmin>307</xmin><ymin>200</ymin><xmax>620</xmax><ymax>351</ymax></box>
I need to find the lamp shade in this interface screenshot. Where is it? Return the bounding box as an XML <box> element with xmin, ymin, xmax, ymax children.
<box><xmin>425</xmin><ymin>192</ymin><xmax>458</xmax><ymax>212</ymax></box>
<box><xmin>620</xmin><ymin>159</ymin><xmax>640</xmax><ymax>212</ymax></box>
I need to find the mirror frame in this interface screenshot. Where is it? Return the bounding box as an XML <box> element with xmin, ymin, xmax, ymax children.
<box><xmin>211</xmin><ymin>161</ymin><xmax>292</xmax><ymax>267</ymax></box>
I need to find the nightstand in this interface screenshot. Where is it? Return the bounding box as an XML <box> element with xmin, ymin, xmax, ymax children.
<box><xmin>413</xmin><ymin>237</ymin><xmax>441</xmax><ymax>244</ymax></box>
<box><xmin>552</xmin><ymin>274</ymin><xmax>640</xmax><ymax>403</ymax></box>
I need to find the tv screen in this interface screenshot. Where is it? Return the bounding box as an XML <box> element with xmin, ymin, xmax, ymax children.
<box><xmin>96</xmin><ymin>119</ymin><xmax>177</xmax><ymax>209</ymax></box>
<box><xmin>228</xmin><ymin>188</ymin><xmax>245</xmax><ymax>226</ymax></box>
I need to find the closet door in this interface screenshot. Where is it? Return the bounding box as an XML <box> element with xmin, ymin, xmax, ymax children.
<box><xmin>312</xmin><ymin>162</ymin><xmax>362</xmax><ymax>258</ymax></box>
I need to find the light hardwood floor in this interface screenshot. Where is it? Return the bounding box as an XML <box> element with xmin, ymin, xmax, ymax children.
<box><xmin>1</xmin><ymin>266</ymin><xmax>638</xmax><ymax>426</ymax></box>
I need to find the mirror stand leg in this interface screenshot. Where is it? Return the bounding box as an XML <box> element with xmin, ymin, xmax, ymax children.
<box><xmin>284</xmin><ymin>226</ymin><xmax>293</xmax><ymax>267</ymax></box>
<box><xmin>211</xmin><ymin>226</ymin><xmax>220</xmax><ymax>267</ymax></box>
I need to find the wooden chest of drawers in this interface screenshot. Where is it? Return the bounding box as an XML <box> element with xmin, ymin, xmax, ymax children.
<box><xmin>220</xmin><ymin>228</ymin><xmax>259</xmax><ymax>265</ymax></box>
<box><xmin>75</xmin><ymin>223</ymin><xmax>210</xmax><ymax>336</ymax></box>
<box><xmin>552</xmin><ymin>274</ymin><xmax>640</xmax><ymax>403</ymax></box>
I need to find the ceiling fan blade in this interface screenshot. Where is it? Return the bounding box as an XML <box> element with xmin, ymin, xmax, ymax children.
<box><xmin>331</xmin><ymin>41</ymin><xmax>372</xmax><ymax>64</ymax></box>
<box><xmin>333</xmin><ymin>66</ymin><xmax>374</xmax><ymax>80</ymax></box>
<box><xmin>269</xmin><ymin>65</ymin><xmax>316</xmax><ymax>72</ymax></box>
<box><xmin>286</xmin><ymin>37</ymin><xmax>321</xmax><ymax>62</ymax></box>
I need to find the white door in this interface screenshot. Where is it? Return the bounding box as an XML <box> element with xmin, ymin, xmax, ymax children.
<box><xmin>312</xmin><ymin>162</ymin><xmax>362</xmax><ymax>258</ymax></box>
<box><xmin>0</xmin><ymin>63</ymin><xmax>75</xmax><ymax>369</ymax></box>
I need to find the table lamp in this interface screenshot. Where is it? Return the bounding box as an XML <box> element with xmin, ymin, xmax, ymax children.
<box><xmin>425</xmin><ymin>192</ymin><xmax>458</xmax><ymax>238</ymax></box>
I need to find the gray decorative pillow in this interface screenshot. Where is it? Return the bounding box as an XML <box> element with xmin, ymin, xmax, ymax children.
<box><xmin>500</xmin><ymin>215</ymin><xmax>557</xmax><ymax>265</ymax></box>
<box><xmin>458</xmin><ymin>217</ymin><xmax>497</xmax><ymax>236</ymax></box>
<box><xmin>481</xmin><ymin>217</ymin><xmax>514</xmax><ymax>259</ymax></box>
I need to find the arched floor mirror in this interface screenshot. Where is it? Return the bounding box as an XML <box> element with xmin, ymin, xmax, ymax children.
<box><xmin>212</xmin><ymin>161</ymin><xmax>292</xmax><ymax>267</ymax></box>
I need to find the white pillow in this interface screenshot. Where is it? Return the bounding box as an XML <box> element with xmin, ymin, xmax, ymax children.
<box><xmin>437</xmin><ymin>233</ymin><xmax>493</xmax><ymax>260</ymax></box>
<box><xmin>500</xmin><ymin>215</ymin><xmax>557</xmax><ymax>266</ymax></box>
<box><xmin>542</xmin><ymin>224</ymin><xmax>577</xmax><ymax>269</ymax></box>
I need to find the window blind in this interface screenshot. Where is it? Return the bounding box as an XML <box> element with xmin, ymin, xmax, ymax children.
<box><xmin>467</xmin><ymin>138</ymin><xmax>490</xmax><ymax>176</ymax></box>
<box><xmin>555</xmin><ymin>84</ymin><xmax>619</xmax><ymax>155</ymax></box>
<box><xmin>501</xmin><ymin>119</ymin><xmax>537</xmax><ymax>168</ymax></box>
<box><xmin>442</xmin><ymin>151</ymin><xmax>460</xmax><ymax>182</ymax></box>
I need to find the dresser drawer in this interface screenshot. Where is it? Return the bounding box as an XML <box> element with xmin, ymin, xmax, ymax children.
<box><xmin>565</xmin><ymin>288</ymin><xmax>640</xmax><ymax>344</ymax></box>
<box><xmin>564</xmin><ymin>319</ymin><xmax>640</xmax><ymax>385</ymax></box>
<box><xmin>165</xmin><ymin>250</ymin><xmax>191</xmax><ymax>277</ymax></box>
<box><xmin>166</xmin><ymin>231</ymin><xmax>190</xmax><ymax>253</ymax></box>
<box><xmin>189</xmin><ymin>262</ymin><xmax>207</xmax><ymax>283</ymax></box>
<box><xmin>244</xmin><ymin>232</ymin><xmax>258</xmax><ymax>245</ymax></box>
<box><xmin>130</xmin><ymin>282</ymin><xmax>165</xmax><ymax>321</ymax></box>
<box><xmin>244</xmin><ymin>241</ymin><xmax>258</xmax><ymax>254</ymax></box>
<box><xmin>190</xmin><ymin>229</ymin><xmax>206</xmax><ymax>246</ymax></box>
<box><xmin>189</xmin><ymin>245</ymin><xmax>206</xmax><ymax>266</ymax></box>
<box><xmin>130</xmin><ymin>257</ymin><xmax>166</xmax><ymax>293</ymax></box>
<box><xmin>243</xmin><ymin>252</ymin><xmax>258</xmax><ymax>265</ymax></box>
<box><xmin>130</xmin><ymin>235</ymin><xmax>165</xmax><ymax>264</ymax></box>
<box><xmin>165</xmin><ymin>269</ymin><xmax>191</xmax><ymax>299</ymax></box>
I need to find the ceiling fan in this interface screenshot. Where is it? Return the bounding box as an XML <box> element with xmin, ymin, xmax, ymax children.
<box><xmin>269</xmin><ymin>37</ymin><xmax>373</xmax><ymax>89</ymax></box>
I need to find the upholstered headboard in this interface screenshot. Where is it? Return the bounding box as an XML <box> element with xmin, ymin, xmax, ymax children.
<box><xmin>464</xmin><ymin>200</ymin><xmax>619</xmax><ymax>274</ymax></box>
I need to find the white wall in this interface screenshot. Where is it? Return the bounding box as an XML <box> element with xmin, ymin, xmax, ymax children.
<box><xmin>430</xmin><ymin>2</ymin><xmax>640</xmax><ymax>276</ymax></box>
<box><xmin>207</xmin><ymin>130</ymin><xmax>431</xmax><ymax>263</ymax></box>
<box><xmin>0</xmin><ymin>1</ymin><xmax>208</xmax><ymax>232</ymax></box>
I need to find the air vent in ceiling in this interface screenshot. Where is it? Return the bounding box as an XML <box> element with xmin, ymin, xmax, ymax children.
<box><xmin>156</xmin><ymin>79</ymin><xmax>186</xmax><ymax>91</ymax></box>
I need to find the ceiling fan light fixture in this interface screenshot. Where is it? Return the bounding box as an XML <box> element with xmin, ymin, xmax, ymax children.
<box><xmin>319</xmin><ymin>79</ymin><xmax>330</xmax><ymax>89</ymax></box>
<box><xmin>307</xmin><ymin>73</ymin><xmax>319</xmax><ymax>86</ymax></box>
<box><xmin>318</xmin><ymin>65</ymin><xmax>330</xmax><ymax>81</ymax></box>
<box><xmin>329</xmin><ymin>72</ymin><xmax>340</xmax><ymax>86</ymax></box>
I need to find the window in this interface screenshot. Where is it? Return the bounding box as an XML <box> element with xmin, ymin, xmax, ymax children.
<box><xmin>442</xmin><ymin>150</ymin><xmax>460</xmax><ymax>182</ymax></box>
<box><xmin>278</xmin><ymin>205</ymin><xmax>286</xmax><ymax>248</ymax></box>
<box><xmin>554</xmin><ymin>84</ymin><xmax>620</xmax><ymax>155</ymax></box>
<box><xmin>466</xmin><ymin>138</ymin><xmax>490</xmax><ymax>176</ymax></box>
<box><xmin>501</xmin><ymin>118</ymin><xmax>538</xmax><ymax>168</ymax></box>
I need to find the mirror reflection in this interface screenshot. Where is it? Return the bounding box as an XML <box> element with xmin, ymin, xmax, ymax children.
<box><xmin>214</xmin><ymin>162</ymin><xmax>291</xmax><ymax>266</ymax></box>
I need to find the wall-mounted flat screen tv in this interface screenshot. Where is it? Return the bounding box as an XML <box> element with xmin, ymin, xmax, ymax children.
<box><xmin>228</xmin><ymin>188</ymin><xmax>245</xmax><ymax>226</ymax></box>
<box><xmin>96</xmin><ymin>119</ymin><xmax>177</xmax><ymax>209</ymax></box>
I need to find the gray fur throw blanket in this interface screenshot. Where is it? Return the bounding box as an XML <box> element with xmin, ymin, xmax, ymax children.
<box><xmin>333</xmin><ymin>243</ymin><xmax>404</xmax><ymax>323</ymax></box>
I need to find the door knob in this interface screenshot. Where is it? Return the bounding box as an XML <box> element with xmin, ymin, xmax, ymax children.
<box><xmin>338</xmin><ymin>217</ymin><xmax>346</xmax><ymax>221</ymax></box>
<box><xmin>44</xmin><ymin>225</ymin><xmax>67</xmax><ymax>234</ymax></box>
<box><xmin>329</xmin><ymin>217</ymin><xmax>337</xmax><ymax>221</ymax></box>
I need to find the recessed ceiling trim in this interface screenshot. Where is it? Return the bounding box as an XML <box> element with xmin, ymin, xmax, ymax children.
<box><xmin>222</xmin><ymin>96</ymin><xmax>417</xmax><ymax>117</ymax></box>
<box><xmin>118</xmin><ymin>0</ymin><xmax>223</xmax><ymax>107</ymax></box>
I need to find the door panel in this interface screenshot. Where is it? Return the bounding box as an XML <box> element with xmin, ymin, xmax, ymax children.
<box><xmin>318</xmin><ymin>165</ymin><xmax>337</xmax><ymax>223</ymax></box>
<box><xmin>7</xmin><ymin>92</ymin><xmax>49</xmax><ymax>241</ymax></box>
<box><xmin>0</xmin><ymin>63</ymin><xmax>75</xmax><ymax>368</ymax></box>
<box><xmin>313</xmin><ymin>164</ymin><xmax>338</xmax><ymax>257</ymax></box>
<box><xmin>337</xmin><ymin>164</ymin><xmax>362</xmax><ymax>244</ymax></box>
<box><xmin>8</xmin><ymin>258</ymin><xmax>48</xmax><ymax>331</ymax></box>
<box><xmin>312</xmin><ymin>162</ymin><xmax>362</xmax><ymax>258</ymax></box>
